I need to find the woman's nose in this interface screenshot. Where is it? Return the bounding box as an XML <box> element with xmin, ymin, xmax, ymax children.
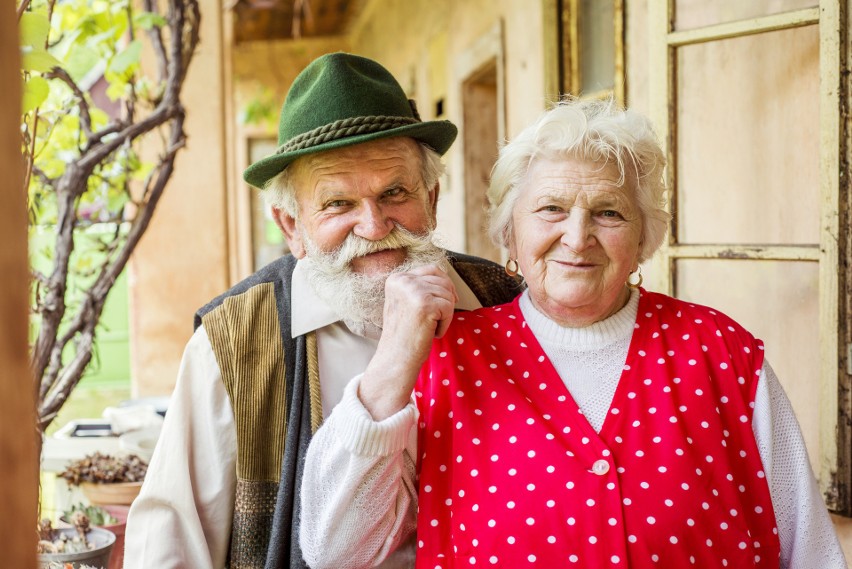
<box><xmin>353</xmin><ymin>201</ymin><xmax>394</xmax><ymax>241</ymax></box>
<box><xmin>560</xmin><ymin>210</ymin><xmax>595</xmax><ymax>252</ymax></box>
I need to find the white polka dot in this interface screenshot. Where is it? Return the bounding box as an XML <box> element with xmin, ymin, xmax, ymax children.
<box><xmin>647</xmin><ymin>516</ymin><xmax>656</xmax><ymax>524</ymax></box>
<box><xmin>589</xmin><ymin>536</ymin><xmax>598</xmax><ymax>544</ymax></box>
<box><xmin>507</xmin><ymin>501</ymin><xmax>515</xmax><ymax>509</ymax></box>
<box><xmin>611</xmin><ymin>555</ymin><xmax>620</xmax><ymax>563</ymax></box>
<box><xmin>489</xmin><ymin>556</ymin><xmax>498</xmax><ymax>564</ymax></box>
<box><xmin>567</xmin><ymin>517</ymin><xmax>576</xmax><ymax>525</ymax></box>
<box><xmin>491</xmin><ymin>454</ymin><xmax>499</xmax><ymax>462</ymax></box>
<box><xmin>569</xmin><ymin>555</ymin><xmax>579</xmax><ymax>563</ymax></box>
<box><xmin>670</xmin><ymin>536</ymin><xmax>678</xmax><ymax>544</ymax></box>
<box><xmin>688</xmin><ymin>359</ymin><xmax>697</xmax><ymax>366</ymax></box>
<box><xmin>471</xmin><ymin>469</ymin><xmax>478</xmax><ymax>477</ymax></box>
<box><xmin>720</xmin><ymin>362</ymin><xmax>728</xmax><ymax>370</ymax></box>
<box><xmin>528</xmin><ymin>555</ymin><xmax>536</xmax><ymax>562</ymax></box>
<box><xmin>528</xmin><ymin>450</ymin><xmax>536</xmax><ymax>458</ymax></box>
<box><xmin>547</xmin><ymin>535</ymin><xmax>556</xmax><ymax>544</ymax></box>
<box><xmin>546</xmin><ymin>499</ymin><xmax>556</xmax><ymax>507</ymax></box>
<box><xmin>527</xmin><ymin>483</ymin><xmax>535</xmax><ymax>491</ymax></box>
<box><xmin>508</xmin><ymin>468</ymin><xmax>517</xmax><ymax>476</ymax></box>
<box><xmin>687</xmin><ymin>518</ymin><xmax>695</xmax><ymax>526</ymax></box>
<box><xmin>507</xmin><ymin>536</ymin><xmax>515</xmax><ymax>544</ymax></box>
<box><xmin>488</xmin><ymin>486</ymin><xmax>497</xmax><ymax>493</ymax></box>
<box><xmin>608</xmin><ymin>518</ymin><xmax>617</xmax><ymax>526</ymax></box>
<box><xmin>487</xmin><ymin>519</ymin><xmax>496</xmax><ymax>527</ymax></box>
<box><xmin>628</xmin><ymin>535</ymin><xmax>637</xmax><ymax>543</ymax></box>
<box><xmin>586</xmin><ymin>498</ymin><xmax>595</xmax><ymax>506</ymax></box>
<box><xmin>431</xmin><ymin>519</ymin><xmax>439</xmax><ymax>526</ymax></box>
<box><xmin>424</xmin><ymin>485</ymin><xmax>432</xmax><ymax>493</ymax></box>
<box><xmin>623</xmin><ymin>497</ymin><xmax>632</xmax><ymax>506</ymax></box>
<box><xmin>526</xmin><ymin>517</ymin><xmax>535</xmax><ymax>526</ymax></box>
<box><xmin>664</xmin><ymin>499</ymin><xmax>673</xmax><ymax>506</ymax></box>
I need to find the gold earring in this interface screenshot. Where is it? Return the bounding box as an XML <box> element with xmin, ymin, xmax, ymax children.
<box><xmin>627</xmin><ymin>266</ymin><xmax>643</xmax><ymax>289</ymax></box>
<box><xmin>505</xmin><ymin>258</ymin><xmax>519</xmax><ymax>277</ymax></box>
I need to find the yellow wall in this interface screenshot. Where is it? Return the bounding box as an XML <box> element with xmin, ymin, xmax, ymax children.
<box><xmin>128</xmin><ymin>0</ymin><xmax>230</xmax><ymax>396</ymax></box>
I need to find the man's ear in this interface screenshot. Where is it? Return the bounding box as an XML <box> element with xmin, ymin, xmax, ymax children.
<box><xmin>271</xmin><ymin>207</ymin><xmax>306</xmax><ymax>259</ymax></box>
<box><xmin>428</xmin><ymin>181</ymin><xmax>441</xmax><ymax>219</ymax></box>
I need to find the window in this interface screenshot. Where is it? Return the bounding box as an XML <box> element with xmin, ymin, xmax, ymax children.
<box><xmin>646</xmin><ymin>0</ymin><xmax>851</xmax><ymax>514</ymax></box>
<box><xmin>558</xmin><ymin>0</ymin><xmax>625</xmax><ymax>103</ymax></box>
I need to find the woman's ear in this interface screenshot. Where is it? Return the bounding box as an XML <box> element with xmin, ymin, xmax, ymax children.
<box><xmin>271</xmin><ymin>207</ymin><xmax>306</xmax><ymax>259</ymax></box>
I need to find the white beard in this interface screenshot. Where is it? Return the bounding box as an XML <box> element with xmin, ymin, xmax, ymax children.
<box><xmin>301</xmin><ymin>225</ymin><xmax>448</xmax><ymax>328</ymax></box>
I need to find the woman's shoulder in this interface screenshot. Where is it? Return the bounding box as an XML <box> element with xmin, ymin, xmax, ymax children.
<box><xmin>640</xmin><ymin>289</ymin><xmax>757</xmax><ymax>341</ymax></box>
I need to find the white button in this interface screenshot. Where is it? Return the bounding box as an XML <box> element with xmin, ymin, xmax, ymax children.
<box><xmin>592</xmin><ymin>459</ymin><xmax>610</xmax><ymax>475</ymax></box>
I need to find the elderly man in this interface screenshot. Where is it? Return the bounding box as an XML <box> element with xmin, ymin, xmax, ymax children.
<box><xmin>124</xmin><ymin>53</ymin><xmax>520</xmax><ymax>569</ymax></box>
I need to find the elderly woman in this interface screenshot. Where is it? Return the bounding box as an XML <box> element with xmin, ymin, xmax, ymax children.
<box><xmin>299</xmin><ymin>99</ymin><xmax>846</xmax><ymax>568</ymax></box>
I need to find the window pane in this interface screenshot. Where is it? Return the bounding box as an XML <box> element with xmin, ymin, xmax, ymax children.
<box><xmin>579</xmin><ymin>0</ymin><xmax>615</xmax><ymax>93</ymax></box>
<box><xmin>676</xmin><ymin>25</ymin><xmax>819</xmax><ymax>245</ymax></box>
<box><xmin>675</xmin><ymin>259</ymin><xmax>820</xmax><ymax>473</ymax></box>
<box><xmin>674</xmin><ymin>0</ymin><xmax>817</xmax><ymax>30</ymax></box>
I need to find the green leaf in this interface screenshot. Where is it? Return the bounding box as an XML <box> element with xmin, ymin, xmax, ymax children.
<box><xmin>108</xmin><ymin>40</ymin><xmax>141</xmax><ymax>75</ymax></box>
<box><xmin>20</xmin><ymin>12</ymin><xmax>51</xmax><ymax>48</ymax></box>
<box><xmin>21</xmin><ymin>49</ymin><xmax>62</xmax><ymax>73</ymax></box>
<box><xmin>22</xmin><ymin>76</ymin><xmax>50</xmax><ymax>114</ymax></box>
<box><xmin>64</xmin><ymin>44</ymin><xmax>101</xmax><ymax>82</ymax></box>
<box><xmin>105</xmin><ymin>79</ymin><xmax>127</xmax><ymax>101</ymax></box>
<box><xmin>134</xmin><ymin>11</ymin><xmax>167</xmax><ymax>30</ymax></box>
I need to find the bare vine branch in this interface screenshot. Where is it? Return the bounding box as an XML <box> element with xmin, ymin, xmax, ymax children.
<box><xmin>28</xmin><ymin>0</ymin><xmax>202</xmax><ymax>430</ymax></box>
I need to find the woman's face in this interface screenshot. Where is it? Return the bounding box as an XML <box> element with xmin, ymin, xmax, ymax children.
<box><xmin>510</xmin><ymin>156</ymin><xmax>643</xmax><ymax>327</ymax></box>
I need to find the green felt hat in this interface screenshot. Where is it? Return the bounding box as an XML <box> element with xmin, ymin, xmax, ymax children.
<box><xmin>243</xmin><ymin>52</ymin><xmax>458</xmax><ymax>189</ymax></box>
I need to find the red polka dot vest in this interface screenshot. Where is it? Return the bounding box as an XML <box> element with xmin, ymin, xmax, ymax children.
<box><xmin>414</xmin><ymin>290</ymin><xmax>780</xmax><ymax>568</ymax></box>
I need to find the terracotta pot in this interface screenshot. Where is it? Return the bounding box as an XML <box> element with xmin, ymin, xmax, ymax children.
<box><xmin>80</xmin><ymin>481</ymin><xmax>142</xmax><ymax>506</ymax></box>
<box><xmin>100</xmin><ymin>505</ymin><xmax>129</xmax><ymax>569</ymax></box>
<box><xmin>60</xmin><ymin>505</ymin><xmax>128</xmax><ymax>569</ymax></box>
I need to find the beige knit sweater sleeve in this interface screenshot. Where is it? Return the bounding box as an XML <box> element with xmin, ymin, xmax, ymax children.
<box><xmin>300</xmin><ymin>374</ymin><xmax>418</xmax><ymax>569</ymax></box>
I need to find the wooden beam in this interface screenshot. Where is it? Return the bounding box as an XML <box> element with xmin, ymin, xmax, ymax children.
<box><xmin>817</xmin><ymin>0</ymin><xmax>847</xmax><ymax>514</ymax></box>
<box><xmin>667</xmin><ymin>7</ymin><xmax>819</xmax><ymax>47</ymax></box>
<box><xmin>667</xmin><ymin>244</ymin><xmax>820</xmax><ymax>261</ymax></box>
<box><xmin>646</xmin><ymin>0</ymin><xmax>675</xmax><ymax>295</ymax></box>
<box><xmin>0</xmin><ymin>2</ymin><xmax>38</xmax><ymax>566</ymax></box>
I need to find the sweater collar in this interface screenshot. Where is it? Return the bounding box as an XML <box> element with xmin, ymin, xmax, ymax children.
<box><xmin>518</xmin><ymin>288</ymin><xmax>639</xmax><ymax>350</ymax></box>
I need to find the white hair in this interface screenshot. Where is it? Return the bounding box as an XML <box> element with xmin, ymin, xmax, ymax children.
<box><xmin>487</xmin><ymin>98</ymin><xmax>670</xmax><ymax>263</ymax></box>
<box><xmin>261</xmin><ymin>140</ymin><xmax>445</xmax><ymax>219</ymax></box>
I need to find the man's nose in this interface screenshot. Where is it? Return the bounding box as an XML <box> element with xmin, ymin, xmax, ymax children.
<box><xmin>560</xmin><ymin>209</ymin><xmax>595</xmax><ymax>252</ymax></box>
<box><xmin>353</xmin><ymin>201</ymin><xmax>393</xmax><ymax>241</ymax></box>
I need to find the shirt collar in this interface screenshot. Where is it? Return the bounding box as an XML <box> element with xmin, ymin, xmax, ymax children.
<box><xmin>291</xmin><ymin>258</ymin><xmax>482</xmax><ymax>338</ymax></box>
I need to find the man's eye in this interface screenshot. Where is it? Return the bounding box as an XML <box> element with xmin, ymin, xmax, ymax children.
<box><xmin>539</xmin><ymin>205</ymin><xmax>564</xmax><ymax>213</ymax></box>
<box><xmin>325</xmin><ymin>200</ymin><xmax>349</xmax><ymax>208</ymax></box>
<box><xmin>384</xmin><ymin>187</ymin><xmax>406</xmax><ymax>198</ymax></box>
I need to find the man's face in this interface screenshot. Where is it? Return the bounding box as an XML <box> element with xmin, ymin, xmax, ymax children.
<box><xmin>275</xmin><ymin>137</ymin><xmax>439</xmax><ymax>276</ymax></box>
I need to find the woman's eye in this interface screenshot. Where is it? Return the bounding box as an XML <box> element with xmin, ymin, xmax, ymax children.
<box><xmin>384</xmin><ymin>187</ymin><xmax>406</xmax><ymax>198</ymax></box>
<box><xmin>326</xmin><ymin>200</ymin><xmax>349</xmax><ymax>208</ymax></box>
<box><xmin>540</xmin><ymin>205</ymin><xmax>563</xmax><ymax>213</ymax></box>
<box><xmin>600</xmin><ymin>210</ymin><xmax>621</xmax><ymax>218</ymax></box>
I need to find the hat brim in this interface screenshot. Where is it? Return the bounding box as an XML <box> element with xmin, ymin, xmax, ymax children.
<box><xmin>243</xmin><ymin>120</ymin><xmax>458</xmax><ymax>189</ymax></box>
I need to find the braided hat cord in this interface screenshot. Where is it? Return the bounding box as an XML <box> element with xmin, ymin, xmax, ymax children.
<box><xmin>277</xmin><ymin>115</ymin><xmax>420</xmax><ymax>154</ymax></box>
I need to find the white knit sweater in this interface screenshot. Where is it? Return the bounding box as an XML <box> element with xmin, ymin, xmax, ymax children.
<box><xmin>300</xmin><ymin>290</ymin><xmax>847</xmax><ymax>569</ymax></box>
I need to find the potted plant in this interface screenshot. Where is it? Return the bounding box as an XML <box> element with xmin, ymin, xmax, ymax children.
<box><xmin>37</xmin><ymin>512</ymin><xmax>115</xmax><ymax>569</ymax></box>
<box><xmin>58</xmin><ymin>452</ymin><xmax>147</xmax><ymax>506</ymax></box>
<box><xmin>60</xmin><ymin>504</ymin><xmax>128</xmax><ymax>569</ymax></box>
